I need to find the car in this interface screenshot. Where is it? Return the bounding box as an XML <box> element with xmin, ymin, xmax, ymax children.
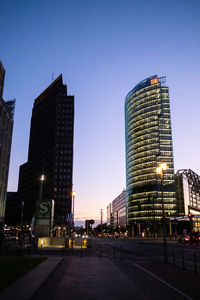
<box><xmin>178</xmin><ymin>235</ymin><xmax>190</xmax><ymax>244</ymax></box>
<box><xmin>4</xmin><ymin>233</ymin><xmax>16</xmax><ymax>241</ymax></box>
<box><xmin>189</xmin><ymin>232</ymin><xmax>200</xmax><ymax>244</ymax></box>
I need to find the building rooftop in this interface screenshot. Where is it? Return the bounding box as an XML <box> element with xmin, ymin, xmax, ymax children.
<box><xmin>125</xmin><ymin>75</ymin><xmax>166</xmax><ymax>102</ymax></box>
<box><xmin>34</xmin><ymin>74</ymin><xmax>63</xmax><ymax>107</ymax></box>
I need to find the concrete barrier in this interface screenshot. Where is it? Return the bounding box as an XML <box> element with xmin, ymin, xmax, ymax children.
<box><xmin>68</xmin><ymin>237</ymin><xmax>92</xmax><ymax>248</ymax></box>
<box><xmin>38</xmin><ymin>237</ymin><xmax>65</xmax><ymax>248</ymax></box>
<box><xmin>38</xmin><ymin>236</ymin><xmax>92</xmax><ymax>248</ymax></box>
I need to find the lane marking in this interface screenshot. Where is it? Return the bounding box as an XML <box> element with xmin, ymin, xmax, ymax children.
<box><xmin>128</xmin><ymin>260</ymin><xmax>193</xmax><ymax>300</ymax></box>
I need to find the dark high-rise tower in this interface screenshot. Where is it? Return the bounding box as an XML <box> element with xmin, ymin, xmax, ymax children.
<box><xmin>125</xmin><ymin>75</ymin><xmax>176</xmax><ymax>235</ymax></box>
<box><xmin>17</xmin><ymin>75</ymin><xmax>74</xmax><ymax>226</ymax></box>
<box><xmin>0</xmin><ymin>60</ymin><xmax>15</xmax><ymax>227</ymax></box>
<box><xmin>0</xmin><ymin>61</ymin><xmax>5</xmax><ymax>99</ymax></box>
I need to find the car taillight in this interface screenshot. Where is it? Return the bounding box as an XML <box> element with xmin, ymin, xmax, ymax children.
<box><xmin>185</xmin><ymin>236</ymin><xmax>190</xmax><ymax>241</ymax></box>
<box><xmin>198</xmin><ymin>236</ymin><xmax>200</xmax><ymax>240</ymax></box>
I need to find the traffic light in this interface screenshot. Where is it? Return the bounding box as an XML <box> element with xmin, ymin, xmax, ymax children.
<box><xmin>85</xmin><ymin>219</ymin><xmax>94</xmax><ymax>234</ymax></box>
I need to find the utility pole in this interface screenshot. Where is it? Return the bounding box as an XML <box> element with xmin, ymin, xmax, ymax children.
<box><xmin>100</xmin><ymin>209</ymin><xmax>103</xmax><ymax>233</ymax></box>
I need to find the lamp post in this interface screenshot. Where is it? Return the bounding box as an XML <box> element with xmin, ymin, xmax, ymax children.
<box><xmin>20</xmin><ymin>200</ymin><xmax>24</xmax><ymax>228</ymax></box>
<box><xmin>71</xmin><ymin>191</ymin><xmax>76</xmax><ymax>248</ymax></box>
<box><xmin>39</xmin><ymin>174</ymin><xmax>45</xmax><ymax>201</ymax></box>
<box><xmin>33</xmin><ymin>174</ymin><xmax>45</xmax><ymax>235</ymax></box>
<box><xmin>156</xmin><ymin>163</ymin><xmax>168</xmax><ymax>264</ymax></box>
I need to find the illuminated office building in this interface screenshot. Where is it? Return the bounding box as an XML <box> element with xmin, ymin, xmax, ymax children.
<box><xmin>125</xmin><ymin>75</ymin><xmax>176</xmax><ymax>235</ymax></box>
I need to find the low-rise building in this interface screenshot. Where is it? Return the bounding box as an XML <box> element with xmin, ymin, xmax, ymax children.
<box><xmin>112</xmin><ymin>189</ymin><xmax>126</xmax><ymax>230</ymax></box>
<box><xmin>106</xmin><ymin>203</ymin><xmax>114</xmax><ymax>232</ymax></box>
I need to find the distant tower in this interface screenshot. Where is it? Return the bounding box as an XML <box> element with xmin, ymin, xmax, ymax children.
<box><xmin>125</xmin><ymin>75</ymin><xmax>176</xmax><ymax>235</ymax></box>
<box><xmin>0</xmin><ymin>61</ymin><xmax>15</xmax><ymax>227</ymax></box>
<box><xmin>17</xmin><ymin>75</ymin><xmax>74</xmax><ymax>226</ymax></box>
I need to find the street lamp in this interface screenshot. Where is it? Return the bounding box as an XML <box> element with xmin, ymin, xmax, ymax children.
<box><xmin>72</xmin><ymin>191</ymin><xmax>76</xmax><ymax>230</ymax></box>
<box><xmin>39</xmin><ymin>174</ymin><xmax>45</xmax><ymax>201</ymax></box>
<box><xmin>20</xmin><ymin>200</ymin><xmax>24</xmax><ymax>227</ymax></box>
<box><xmin>32</xmin><ymin>174</ymin><xmax>45</xmax><ymax>235</ymax></box>
<box><xmin>71</xmin><ymin>191</ymin><xmax>76</xmax><ymax>248</ymax></box>
<box><xmin>156</xmin><ymin>163</ymin><xmax>168</xmax><ymax>264</ymax></box>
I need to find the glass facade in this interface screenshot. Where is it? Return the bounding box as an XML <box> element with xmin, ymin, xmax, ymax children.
<box><xmin>125</xmin><ymin>75</ymin><xmax>176</xmax><ymax>227</ymax></box>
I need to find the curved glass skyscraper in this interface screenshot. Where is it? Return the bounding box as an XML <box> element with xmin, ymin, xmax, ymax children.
<box><xmin>125</xmin><ymin>75</ymin><xmax>176</xmax><ymax>235</ymax></box>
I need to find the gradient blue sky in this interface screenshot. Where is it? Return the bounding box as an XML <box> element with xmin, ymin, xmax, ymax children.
<box><xmin>1</xmin><ymin>0</ymin><xmax>200</xmax><ymax>223</ymax></box>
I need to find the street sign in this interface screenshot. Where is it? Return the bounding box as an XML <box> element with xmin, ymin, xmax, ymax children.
<box><xmin>36</xmin><ymin>200</ymin><xmax>51</xmax><ymax>219</ymax></box>
<box><xmin>34</xmin><ymin>199</ymin><xmax>54</xmax><ymax>236</ymax></box>
<box><xmin>66</xmin><ymin>213</ymin><xmax>72</xmax><ymax>221</ymax></box>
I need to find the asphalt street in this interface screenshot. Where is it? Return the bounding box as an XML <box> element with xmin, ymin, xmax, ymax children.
<box><xmin>92</xmin><ymin>237</ymin><xmax>200</xmax><ymax>270</ymax></box>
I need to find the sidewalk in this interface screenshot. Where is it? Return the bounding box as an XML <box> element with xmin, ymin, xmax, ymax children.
<box><xmin>31</xmin><ymin>255</ymin><xmax>148</xmax><ymax>300</ymax></box>
<box><xmin>0</xmin><ymin>256</ymin><xmax>63</xmax><ymax>300</ymax></box>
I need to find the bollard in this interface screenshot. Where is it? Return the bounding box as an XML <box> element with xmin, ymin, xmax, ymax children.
<box><xmin>182</xmin><ymin>251</ymin><xmax>185</xmax><ymax>270</ymax></box>
<box><xmin>61</xmin><ymin>244</ymin><xmax>64</xmax><ymax>257</ymax></box>
<box><xmin>172</xmin><ymin>249</ymin><xmax>176</xmax><ymax>266</ymax></box>
<box><xmin>120</xmin><ymin>246</ymin><xmax>123</xmax><ymax>261</ymax></box>
<box><xmin>123</xmin><ymin>247</ymin><xmax>125</xmax><ymax>259</ymax></box>
<box><xmin>193</xmin><ymin>252</ymin><xmax>197</xmax><ymax>275</ymax></box>
<box><xmin>113</xmin><ymin>246</ymin><xmax>115</xmax><ymax>260</ymax></box>
<box><xmin>99</xmin><ymin>247</ymin><xmax>102</xmax><ymax>258</ymax></box>
<box><xmin>80</xmin><ymin>244</ymin><xmax>83</xmax><ymax>257</ymax></box>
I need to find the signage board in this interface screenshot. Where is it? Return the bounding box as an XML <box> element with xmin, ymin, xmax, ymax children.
<box><xmin>150</xmin><ymin>78</ymin><xmax>158</xmax><ymax>85</ymax></box>
<box><xmin>34</xmin><ymin>199</ymin><xmax>54</xmax><ymax>236</ymax></box>
<box><xmin>36</xmin><ymin>200</ymin><xmax>52</xmax><ymax>219</ymax></box>
<box><xmin>66</xmin><ymin>213</ymin><xmax>72</xmax><ymax>221</ymax></box>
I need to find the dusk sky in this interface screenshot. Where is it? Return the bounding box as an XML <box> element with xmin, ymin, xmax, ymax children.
<box><xmin>1</xmin><ymin>0</ymin><xmax>200</xmax><ymax>223</ymax></box>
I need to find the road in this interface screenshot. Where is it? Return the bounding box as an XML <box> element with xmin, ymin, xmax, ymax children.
<box><xmin>92</xmin><ymin>237</ymin><xmax>200</xmax><ymax>270</ymax></box>
<box><xmin>31</xmin><ymin>238</ymin><xmax>200</xmax><ymax>300</ymax></box>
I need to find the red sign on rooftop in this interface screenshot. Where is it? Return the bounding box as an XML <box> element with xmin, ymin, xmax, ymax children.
<box><xmin>150</xmin><ymin>78</ymin><xmax>158</xmax><ymax>85</ymax></box>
